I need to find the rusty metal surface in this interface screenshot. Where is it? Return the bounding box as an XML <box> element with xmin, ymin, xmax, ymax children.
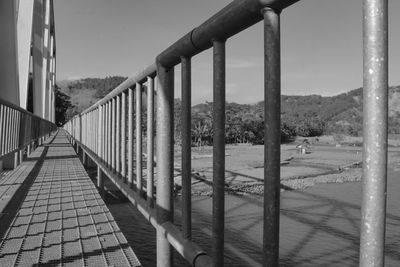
<box><xmin>0</xmin><ymin>130</ymin><xmax>140</xmax><ymax>267</ymax></box>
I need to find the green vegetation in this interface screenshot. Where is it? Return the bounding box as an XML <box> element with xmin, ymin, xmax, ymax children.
<box><xmin>54</xmin><ymin>85</ymin><xmax>73</xmax><ymax>126</ymax></box>
<box><xmin>57</xmin><ymin>76</ymin><xmax>400</xmax><ymax>145</ymax></box>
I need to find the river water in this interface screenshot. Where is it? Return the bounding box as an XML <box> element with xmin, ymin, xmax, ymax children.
<box><xmin>107</xmin><ymin>169</ymin><xmax>400</xmax><ymax>266</ymax></box>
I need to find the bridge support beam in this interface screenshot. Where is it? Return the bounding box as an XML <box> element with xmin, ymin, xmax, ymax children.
<box><xmin>97</xmin><ymin>166</ymin><xmax>105</xmax><ymax>197</ymax></box>
<box><xmin>17</xmin><ymin>1</ymin><xmax>35</xmax><ymax>109</ymax></box>
<box><xmin>32</xmin><ymin>0</ymin><xmax>45</xmax><ymax>118</ymax></box>
<box><xmin>2</xmin><ymin>153</ymin><xmax>19</xmax><ymax>170</ymax></box>
<box><xmin>43</xmin><ymin>0</ymin><xmax>51</xmax><ymax>121</ymax></box>
<box><xmin>0</xmin><ymin>0</ymin><xmax>20</xmax><ymax>170</ymax></box>
<box><xmin>0</xmin><ymin>0</ymin><xmax>20</xmax><ymax>105</ymax></box>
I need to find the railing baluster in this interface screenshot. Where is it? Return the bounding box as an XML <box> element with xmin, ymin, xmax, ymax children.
<box><xmin>156</xmin><ymin>64</ymin><xmax>174</xmax><ymax>267</ymax></box>
<box><xmin>104</xmin><ymin>104</ymin><xmax>108</xmax><ymax>163</ymax></box>
<box><xmin>108</xmin><ymin>102</ymin><xmax>112</xmax><ymax>167</ymax></box>
<box><xmin>104</xmin><ymin>105</ymin><xmax>107</xmax><ymax>161</ymax></box>
<box><xmin>95</xmin><ymin>110</ymin><xmax>98</xmax><ymax>154</ymax></box>
<box><xmin>128</xmin><ymin>88</ymin><xmax>134</xmax><ymax>186</ymax></box>
<box><xmin>116</xmin><ymin>94</ymin><xmax>121</xmax><ymax>174</ymax></box>
<box><xmin>5</xmin><ymin>108</ymin><xmax>10</xmax><ymax>153</ymax></box>
<box><xmin>98</xmin><ymin>105</ymin><xmax>103</xmax><ymax>160</ymax></box>
<box><xmin>360</xmin><ymin>0</ymin><xmax>388</xmax><ymax>266</ymax></box>
<box><xmin>90</xmin><ymin>112</ymin><xmax>92</xmax><ymax>148</ymax></box>
<box><xmin>6</xmin><ymin>108</ymin><xmax>12</xmax><ymax>153</ymax></box>
<box><xmin>212</xmin><ymin>39</ymin><xmax>226</xmax><ymax>267</ymax></box>
<box><xmin>94</xmin><ymin>111</ymin><xmax>97</xmax><ymax>152</ymax></box>
<box><xmin>262</xmin><ymin>7</ymin><xmax>281</xmax><ymax>267</ymax></box>
<box><xmin>4</xmin><ymin>106</ymin><xmax>8</xmax><ymax>154</ymax></box>
<box><xmin>0</xmin><ymin>105</ymin><xmax>4</xmax><ymax>155</ymax></box>
<box><xmin>181</xmin><ymin>56</ymin><xmax>192</xmax><ymax>239</ymax></box>
<box><xmin>147</xmin><ymin>76</ymin><xmax>154</xmax><ymax>204</ymax></box>
<box><xmin>11</xmin><ymin>109</ymin><xmax>16</xmax><ymax>152</ymax></box>
<box><xmin>112</xmin><ymin>97</ymin><xmax>116</xmax><ymax>171</ymax></box>
<box><xmin>121</xmin><ymin>91</ymin><xmax>127</xmax><ymax>179</ymax></box>
<box><xmin>136</xmin><ymin>83</ymin><xmax>142</xmax><ymax>194</ymax></box>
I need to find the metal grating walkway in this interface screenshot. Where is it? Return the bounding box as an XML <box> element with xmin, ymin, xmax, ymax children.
<box><xmin>0</xmin><ymin>130</ymin><xmax>141</xmax><ymax>266</ymax></box>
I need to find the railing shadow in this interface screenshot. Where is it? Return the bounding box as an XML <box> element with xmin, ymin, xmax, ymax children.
<box><xmin>0</xmin><ymin>146</ymin><xmax>49</xmax><ymax>239</ymax></box>
<box><xmin>169</xmin><ymin>166</ymin><xmax>400</xmax><ymax>266</ymax></box>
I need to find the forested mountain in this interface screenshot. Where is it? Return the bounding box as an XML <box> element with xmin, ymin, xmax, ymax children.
<box><xmin>58</xmin><ymin>76</ymin><xmax>127</xmax><ymax>119</ymax></box>
<box><xmin>58</xmin><ymin>76</ymin><xmax>400</xmax><ymax>143</ymax></box>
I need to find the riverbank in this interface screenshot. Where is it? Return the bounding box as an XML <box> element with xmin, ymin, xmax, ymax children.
<box><xmin>173</xmin><ymin>141</ymin><xmax>400</xmax><ymax>196</ymax></box>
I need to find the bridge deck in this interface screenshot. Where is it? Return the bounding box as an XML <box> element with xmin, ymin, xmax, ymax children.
<box><xmin>0</xmin><ymin>130</ymin><xmax>140</xmax><ymax>266</ymax></box>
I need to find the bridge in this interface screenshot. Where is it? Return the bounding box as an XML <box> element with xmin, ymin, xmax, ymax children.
<box><xmin>0</xmin><ymin>0</ymin><xmax>393</xmax><ymax>266</ymax></box>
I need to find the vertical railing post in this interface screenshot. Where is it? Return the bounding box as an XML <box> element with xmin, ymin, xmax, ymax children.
<box><xmin>98</xmin><ymin>167</ymin><xmax>105</xmax><ymax>197</ymax></box>
<box><xmin>262</xmin><ymin>7</ymin><xmax>281</xmax><ymax>267</ymax></box>
<box><xmin>18</xmin><ymin>113</ymin><xmax>26</xmax><ymax>162</ymax></box>
<box><xmin>98</xmin><ymin>105</ymin><xmax>103</xmax><ymax>160</ymax></box>
<box><xmin>121</xmin><ymin>91</ymin><xmax>127</xmax><ymax>179</ymax></box>
<box><xmin>0</xmin><ymin>105</ymin><xmax>5</xmax><ymax>156</ymax></box>
<box><xmin>103</xmin><ymin>105</ymin><xmax>106</xmax><ymax>161</ymax></box>
<box><xmin>128</xmin><ymin>88</ymin><xmax>134</xmax><ymax>186</ymax></box>
<box><xmin>360</xmin><ymin>0</ymin><xmax>388</xmax><ymax>266</ymax></box>
<box><xmin>111</xmin><ymin>97</ymin><xmax>116</xmax><ymax>171</ymax></box>
<box><xmin>136</xmin><ymin>83</ymin><xmax>143</xmax><ymax>194</ymax></box>
<box><xmin>181</xmin><ymin>56</ymin><xmax>192</xmax><ymax>240</ymax></box>
<box><xmin>97</xmin><ymin>105</ymin><xmax>104</xmax><ymax>196</ymax></box>
<box><xmin>105</xmin><ymin>104</ymin><xmax>109</xmax><ymax>164</ymax></box>
<box><xmin>147</xmin><ymin>76</ymin><xmax>155</xmax><ymax>204</ymax></box>
<box><xmin>107</xmin><ymin>102</ymin><xmax>112</xmax><ymax>167</ymax></box>
<box><xmin>156</xmin><ymin>63</ymin><xmax>174</xmax><ymax>267</ymax></box>
<box><xmin>212</xmin><ymin>39</ymin><xmax>226</xmax><ymax>267</ymax></box>
<box><xmin>116</xmin><ymin>95</ymin><xmax>121</xmax><ymax>174</ymax></box>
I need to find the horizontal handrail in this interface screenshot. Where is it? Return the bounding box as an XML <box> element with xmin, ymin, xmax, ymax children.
<box><xmin>0</xmin><ymin>97</ymin><xmax>57</xmax><ymax>161</ymax></box>
<box><xmin>0</xmin><ymin>97</ymin><xmax>55</xmax><ymax>124</ymax></box>
<box><xmin>80</xmin><ymin>63</ymin><xmax>156</xmax><ymax>115</ymax></box>
<box><xmin>157</xmin><ymin>0</ymin><xmax>299</xmax><ymax>68</ymax></box>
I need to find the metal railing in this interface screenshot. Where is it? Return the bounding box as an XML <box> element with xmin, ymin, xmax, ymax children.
<box><xmin>0</xmin><ymin>98</ymin><xmax>57</xmax><ymax>165</ymax></box>
<box><xmin>64</xmin><ymin>0</ymin><xmax>389</xmax><ymax>266</ymax></box>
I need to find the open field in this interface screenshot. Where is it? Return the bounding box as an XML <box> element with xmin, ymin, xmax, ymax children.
<box><xmin>173</xmin><ymin>137</ymin><xmax>400</xmax><ymax>195</ymax></box>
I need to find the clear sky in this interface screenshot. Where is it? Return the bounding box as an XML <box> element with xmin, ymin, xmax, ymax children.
<box><xmin>54</xmin><ymin>0</ymin><xmax>400</xmax><ymax>104</ymax></box>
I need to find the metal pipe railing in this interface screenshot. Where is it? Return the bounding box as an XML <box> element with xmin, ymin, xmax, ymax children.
<box><xmin>146</xmin><ymin>76</ymin><xmax>155</xmax><ymax>205</ymax></box>
<box><xmin>263</xmin><ymin>7</ymin><xmax>281</xmax><ymax>266</ymax></box>
<box><xmin>136</xmin><ymin>83</ymin><xmax>143</xmax><ymax>195</ymax></box>
<box><xmin>63</xmin><ymin>0</ymin><xmax>391</xmax><ymax>266</ymax></box>
<box><xmin>360</xmin><ymin>0</ymin><xmax>388</xmax><ymax>266</ymax></box>
<box><xmin>0</xmin><ymin>98</ymin><xmax>57</xmax><ymax>163</ymax></box>
<box><xmin>156</xmin><ymin>64</ymin><xmax>175</xmax><ymax>266</ymax></box>
<box><xmin>212</xmin><ymin>39</ymin><xmax>226</xmax><ymax>266</ymax></box>
<box><xmin>181</xmin><ymin>56</ymin><xmax>192</xmax><ymax>240</ymax></box>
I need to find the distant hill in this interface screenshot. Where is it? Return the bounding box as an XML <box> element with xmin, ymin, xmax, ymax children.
<box><xmin>58</xmin><ymin>76</ymin><xmax>127</xmax><ymax>118</ymax></box>
<box><xmin>58</xmin><ymin>76</ymin><xmax>400</xmax><ymax>135</ymax></box>
<box><xmin>190</xmin><ymin>86</ymin><xmax>400</xmax><ymax>135</ymax></box>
